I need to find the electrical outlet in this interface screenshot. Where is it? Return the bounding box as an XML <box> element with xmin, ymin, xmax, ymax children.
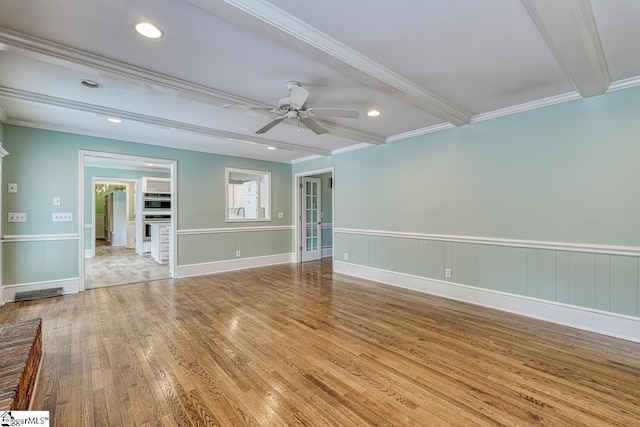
<box><xmin>445</xmin><ymin>268</ymin><xmax>452</xmax><ymax>278</ymax></box>
<box><xmin>236</xmin><ymin>250</ymin><xmax>241</xmax><ymax>257</ymax></box>
<box><xmin>344</xmin><ymin>252</ymin><xmax>349</xmax><ymax>261</ymax></box>
<box><xmin>53</xmin><ymin>196</ymin><xmax>61</xmax><ymax>206</ymax></box>
<box><xmin>52</xmin><ymin>213</ymin><xmax>73</xmax><ymax>222</ymax></box>
<box><xmin>8</xmin><ymin>212</ymin><xmax>27</xmax><ymax>222</ymax></box>
<box><xmin>278</xmin><ymin>212</ymin><xmax>284</xmax><ymax>219</ymax></box>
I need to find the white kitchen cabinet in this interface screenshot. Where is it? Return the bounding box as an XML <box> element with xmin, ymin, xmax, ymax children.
<box><xmin>150</xmin><ymin>223</ymin><xmax>170</xmax><ymax>264</ymax></box>
<box><xmin>142</xmin><ymin>177</ymin><xmax>171</xmax><ymax>193</ymax></box>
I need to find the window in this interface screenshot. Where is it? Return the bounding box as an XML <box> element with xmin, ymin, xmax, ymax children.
<box><xmin>226</xmin><ymin>168</ymin><xmax>271</xmax><ymax>222</ymax></box>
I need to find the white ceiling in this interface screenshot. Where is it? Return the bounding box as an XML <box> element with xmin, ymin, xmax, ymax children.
<box><xmin>1</xmin><ymin>0</ymin><xmax>639</xmax><ymax>164</ymax></box>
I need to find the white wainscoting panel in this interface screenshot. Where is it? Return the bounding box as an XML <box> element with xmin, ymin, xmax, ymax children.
<box><xmin>177</xmin><ymin>253</ymin><xmax>294</xmax><ymax>278</ymax></box>
<box><xmin>334</xmin><ymin>260</ymin><xmax>640</xmax><ymax>343</ymax></box>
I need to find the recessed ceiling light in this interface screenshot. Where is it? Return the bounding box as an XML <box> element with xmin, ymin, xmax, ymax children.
<box><xmin>367</xmin><ymin>110</ymin><xmax>381</xmax><ymax>117</ymax></box>
<box><xmin>80</xmin><ymin>79</ymin><xmax>102</xmax><ymax>89</ymax></box>
<box><xmin>107</xmin><ymin>117</ymin><xmax>122</xmax><ymax>123</ymax></box>
<box><xmin>267</xmin><ymin>146</ymin><xmax>276</xmax><ymax>150</ymax></box>
<box><xmin>134</xmin><ymin>21</ymin><xmax>164</xmax><ymax>39</ymax></box>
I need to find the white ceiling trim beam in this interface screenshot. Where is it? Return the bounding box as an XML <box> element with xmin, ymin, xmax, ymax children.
<box><xmin>0</xmin><ymin>87</ymin><xmax>331</xmax><ymax>156</ymax></box>
<box><xmin>0</xmin><ymin>28</ymin><xmax>378</xmax><ymax>146</ymax></box>
<box><xmin>0</xmin><ymin>28</ymin><xmax>258</xmax><ymax>108</ymax></box>
<box><xmin>185</xmin><ymin>0</ymin><xmax>471</xmax><ymax>126</ymax></box>
<box><xmin>521</xmin><ymin>0</ymin><xmax>611</xmax><ymax>97</ymax></box>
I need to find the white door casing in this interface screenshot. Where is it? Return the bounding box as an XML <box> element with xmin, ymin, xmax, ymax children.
<box><xmin>301</xmin><ymin>177</ymin><xmax>322</xmax><ymax>262</ymax></box>
<box><xmin>0</xmin><ymin>145</ymin><xmax>8</xmax><ymax>305</ymax></box>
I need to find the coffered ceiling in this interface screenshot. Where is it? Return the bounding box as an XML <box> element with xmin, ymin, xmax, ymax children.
<box><xmin>0</xmin><ymin>0</ymin><xmax>639</xmax><ymax>163</ymax></box>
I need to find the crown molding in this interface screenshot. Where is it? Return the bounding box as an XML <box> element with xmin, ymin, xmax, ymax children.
<box><xmin>384</xmin><ymin>91</ymin><xmax>582</xmax><ymax>144</ymax></box>
<box><xmin>331</xmin><ymin>142</ymin><xmax>373</xmax><ymax>156</ymax></box>
<box><xmin>471</xmin><ymin>92</ymin><xmax>582</xmax><ymax>123</ymax></box>
<box><xmin>185</xmin><ymin>0</ymin><xmax>470</xmax><ymax>126</ymax></box>
<box><xmin>607</xmin><ymin>76</ymin><xmax>640</xmax><ymax>93</ymax></box>
<box><xmin>386</xmin><ymin>123</ymin><xmax>456</xmax><ymax>143</ymax></box>
<box><xmin>290</xmin><ymin>154</ymin><xmax>323</xmax><ymax>164</ymax></box>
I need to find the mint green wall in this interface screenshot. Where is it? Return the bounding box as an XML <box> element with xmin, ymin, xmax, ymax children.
<box><xmin>176</xmin><ymin>150</ymin><xmax>291</xmax><ymax>230</ymax></box>
<box><xmin>2</xmin><ymin>125</ymin><xmax>293</xmax><ymax>285</ymax></box>
<box><xmin>295</xmin><ymin>87</ymin><xmax>640</xmax><ymax>246</ymax></box>
<box><xmin>294</xmin><ymin>86</ymin><xmax>640</xmax><ymax>318</ymax></box>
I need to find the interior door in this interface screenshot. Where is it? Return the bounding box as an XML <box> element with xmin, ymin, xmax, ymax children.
<box><xmin>301</xmin><ymin>177</ymin><xmax>322</xmax><ymax>262</ymax></box>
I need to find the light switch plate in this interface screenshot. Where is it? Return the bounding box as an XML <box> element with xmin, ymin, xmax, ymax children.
<box><xmin>8</xmin><ymin>212</ymin><xmax>27</xmax><ymax>222</ymax></box>
<box><xmin>52</xmin><ymin>213</ymin><xmax>73</xmax><ymax>222</ymax></box>
<box><xmin>53</xmin><ymin>196</ymin><xmax>61</xmax><ymax>205</ymax></box>
<box><xmin>8</xmin><ymin>183</ymin><xmax>17</xmax><ymax>193</ymax></box>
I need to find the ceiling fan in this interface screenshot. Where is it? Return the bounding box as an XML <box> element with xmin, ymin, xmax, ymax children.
<box><xmin>223</xmin><ymin>81</ymin><xmax>360</xmax><ymax>135</ymax></box>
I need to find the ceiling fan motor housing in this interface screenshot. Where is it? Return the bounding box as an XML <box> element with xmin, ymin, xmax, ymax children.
<box><xmin>278</xmin><ymin>97</ymin><xmax>296</xmax><ymax>111</ymax></box>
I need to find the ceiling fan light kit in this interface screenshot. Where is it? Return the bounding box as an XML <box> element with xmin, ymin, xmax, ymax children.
<box><xmin>224</xmin><ymin>81</ymin><xmax>360</xmax><ymax>135</ymax></box>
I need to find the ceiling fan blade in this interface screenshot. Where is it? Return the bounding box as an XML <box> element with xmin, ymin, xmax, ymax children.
<box><xmin>289</xmin><ymin>84</ymin><xmax>310</xmax><ymax>109</ymax></box>
<box><xmin>300</xmin><ymin>117</ymin><xmax>329</xmax><ymax>135</ymax></box>
<box><xmin>255</xmin><ymin>116</ymin><xmax>286</xmax><ymax>134</ymax></box>
<box><xmin>306</xmin><ymin>108</ymin><xmax>360</xmax><ymax>119</ymax></box>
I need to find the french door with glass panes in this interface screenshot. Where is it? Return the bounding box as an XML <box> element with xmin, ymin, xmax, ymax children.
<box><xmin>301</xmin><ymin>177</ymin><xmax>321</xmax><ymax>262</ymax></box>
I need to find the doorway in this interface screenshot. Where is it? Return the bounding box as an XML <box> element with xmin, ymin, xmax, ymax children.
<box><xmin>295</xmin><ymin>168</ymin><xmax>334</xmax><ymax>263</ymax></box>
<box><xmin>79</xmin><ymin>151</ymin><xmax>176</xmax><ymax>291</ymax></box>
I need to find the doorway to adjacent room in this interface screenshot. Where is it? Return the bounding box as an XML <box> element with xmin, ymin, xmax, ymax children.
<box><xmin>295</xmin><ymin>168</ymin><xmax>334</xmax><ymax>263</ymax></box>
<box><xmin>79</xmin><ymin>151</ymin><xmax>176</xmax><ymax>291</ymax></box>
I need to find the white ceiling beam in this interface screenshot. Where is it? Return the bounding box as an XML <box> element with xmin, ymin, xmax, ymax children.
<box><xmin>0</xmin><ymin>27</ymin><xmax>381</xmax><ymax>146</ymax></box>
<box><xmin>521</xmin><ymin>0</ymin><xmax>611</xmax><ymax>97</ymax></box>
<box><xmin>0</xmin><ymin>87</ymin><xmax>332</xmax><ymax>156</ymax></box>
<box><xmin>184</xmin><ymin>0</ymin><xmax>471</xmax><ymax>126</ymax></box>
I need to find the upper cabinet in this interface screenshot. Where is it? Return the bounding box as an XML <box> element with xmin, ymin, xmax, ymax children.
<box><xmin>142</xmin><ymin>177</ymin><xmax>171</xmax><ymax>193</ymax></box>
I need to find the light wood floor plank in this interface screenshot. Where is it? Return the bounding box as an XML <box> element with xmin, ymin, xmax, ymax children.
<box><xmin>1</xmin><ymin>259</ymin><xmax>639</xmax><ymax>426</ymax></box>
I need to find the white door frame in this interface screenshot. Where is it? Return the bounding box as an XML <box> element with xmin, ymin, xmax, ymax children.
<box><xmin>79</xmin><ymin>150</ymin><xmax>177</xmax><ymax>292</ymax></box>
<box><xmin>294</xmin><ymin>167</ymin><xmax>334</xmax><ymax>263</ymax></box>
<box><xmin>0</xmin><ymin>145</ymin><xmax>8</xmax><ymax>305</ymax></box>
<box><xmin>301</xmin><ymin>177</ymin><xmax>322</xmax><ymax>262</ymax></box>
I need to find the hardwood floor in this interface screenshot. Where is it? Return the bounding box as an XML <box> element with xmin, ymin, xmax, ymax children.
<box><xmin>1</xmin><ymin>259</ymin><xmax>639</xmax><ymax>426</ymax></box>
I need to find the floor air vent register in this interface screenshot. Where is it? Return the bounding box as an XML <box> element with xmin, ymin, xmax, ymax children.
<box><xmin>14</xmin><ymin>287</ymin><xmax>63</xmax><ymax>302</ymax></box>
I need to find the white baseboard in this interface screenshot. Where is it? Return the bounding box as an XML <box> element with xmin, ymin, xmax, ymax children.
<box><xmin>334</xmin><ymin>261</ymin><xmax>640</xmax><ymax>343</ymax></box>
<box><xmin>85</xmin><ymin>249</ymin><xmax>94</xmax><ymax>258</ymax></box>
<box><xmin>322</xmin><ymin>247</ymin><xmax>333</xmax><ymax>258</ymax></box>
<box><xmin>176</xmin><ymin>253</ymin><xmax>294</xmax><ymax>278</ymax></box>
<box><xmin>1</xmin><ymin>278</ymin><xmax>80</xmax><ymax>303</ymax></box>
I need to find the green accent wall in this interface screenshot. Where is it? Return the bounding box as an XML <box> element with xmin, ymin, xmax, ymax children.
<box><xmin>2</xmin><ymin>125</ymin><xmax>293</xmax><ymax>286</ymax></box>
<box><xmin>179</xmin><ymin>229</ymin><xmax>293</xmax><ymax>265</ymax></box>
<box><xmin>294</xmin><ymin>86</ymin><xmax>640</xmax><ymax>318</ymax></box>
